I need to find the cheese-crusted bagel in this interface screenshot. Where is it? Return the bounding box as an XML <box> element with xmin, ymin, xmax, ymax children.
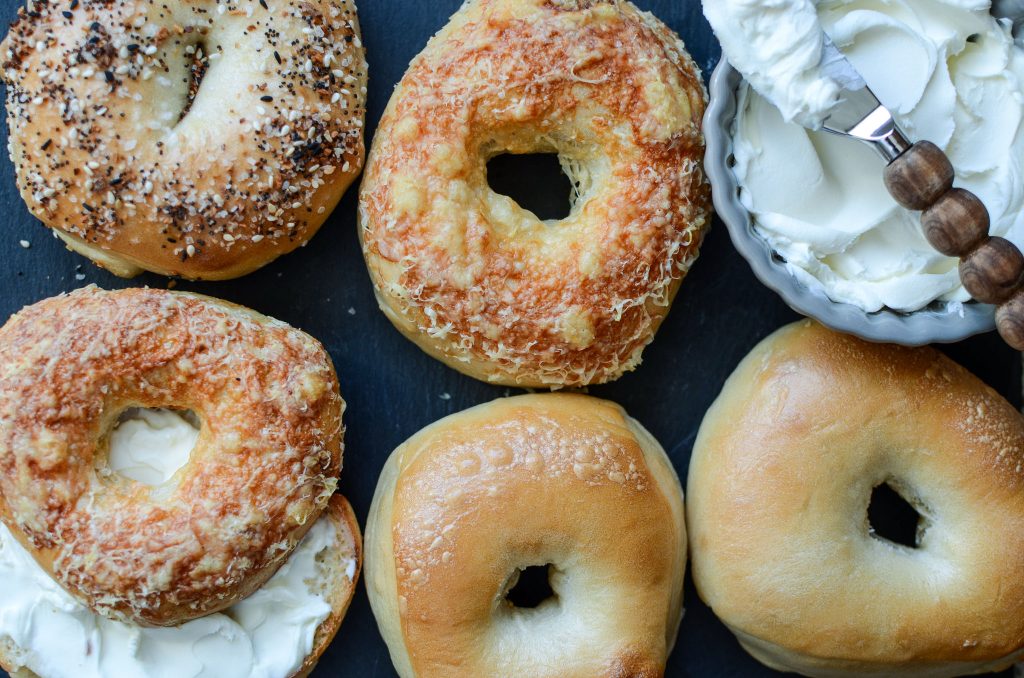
<box><xmin>360</xmin><ymin>0</ymin><xmax>710</xmax><ymax>388</ymax></box>
<box><xmin>0</xmin><ymin>287</ymin><xmax>344</xmax><ymax>626</ymax></box>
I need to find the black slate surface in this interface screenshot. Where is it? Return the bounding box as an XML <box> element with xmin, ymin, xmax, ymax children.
<box><xmin>0</xmin><ymin>1</ymin><xmax>1018</xmax><ymax>677</ymax></box>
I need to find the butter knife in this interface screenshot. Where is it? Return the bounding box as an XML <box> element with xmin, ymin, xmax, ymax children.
<box><xmin>817</xmin><ymin>35</ymin><xmax>1024</xmax><ymax>350</ymax></box>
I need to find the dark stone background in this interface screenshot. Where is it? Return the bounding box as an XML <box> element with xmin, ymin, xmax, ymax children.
<box><xmin>0</xmin><ymin>1</ymin><xmax>1016</xmax><ymax>676</ymax></box>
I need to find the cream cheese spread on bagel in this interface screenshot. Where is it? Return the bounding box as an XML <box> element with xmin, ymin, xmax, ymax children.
<box><xmin>0</xmin><ymin>517</ymin><xmax>344</xmax><ymax>678</ymax></box>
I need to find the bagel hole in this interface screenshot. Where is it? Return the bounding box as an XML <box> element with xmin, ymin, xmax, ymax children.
<box><xmin>505</xmin><ymin>564</ymin><xmax>556</xmax><ymax>609</ymax></box>
<box><xmin>177</xmin><ymin>41</ymin><xmax>210</xmax><ymax>123</ymax></box>
<box><xmin>486</xmin><ymin>153</ymin><xmax>577</xmax><ymax>221</ymax></box>
<box><xmin>868</xmin><ymin>482</ymin><xmax>923</xmax><ymax>548</ymax></box>
<box><xmin>104</xmin><ymin>408</ymin><xmax>201</xmax><ymax>486</ymax></box>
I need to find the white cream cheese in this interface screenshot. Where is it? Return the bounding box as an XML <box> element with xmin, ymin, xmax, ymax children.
<box><xmin>0</xmin><ymin>515</ymin><xmax>344</xmax><ymax>678</ymax></box>
<box><xmin>108</xmin><ymin>408</ymin><xmax>200</xmax><ymax>485</ymax></box>
<box><xmin>704</xmin><ymin>0</ymin><xmax>841</xmax><ymax>128</ymax></box>
<box><xmin>725</xmin><ymin>0</ymin><xmax>1024</xmax><ymax>312</ymax></box>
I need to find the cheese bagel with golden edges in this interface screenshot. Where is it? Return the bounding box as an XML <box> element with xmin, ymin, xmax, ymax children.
<box><xmin>360</xmin><ymin>0</ymin><xmax>710</xmax><ymax>388</ymax></box>
<box><xmin>0</xmin><ymin>287</ymin><xmax>345</xmax><ymax>628</ymax></box>
<box><xmin>1</xmin><ymin>0</ymin><xmax>367</xmax><ymax>280</ymax></box>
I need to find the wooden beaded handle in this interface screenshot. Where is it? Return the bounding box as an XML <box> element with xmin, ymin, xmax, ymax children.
<box><xmin>883</xmin><ymin>141</ymin><xmax>1024</xmax><ymax>350</ymax></box>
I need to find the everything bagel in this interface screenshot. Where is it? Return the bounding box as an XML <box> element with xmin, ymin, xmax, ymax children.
<box><xmin>0</xmin><ymin>287</ymin><xmax>344</xmax><ymax>627</ymax></box>
<box><xmin>688</xmin><ymin>321</ymin><xmax>1024</xmax><ymax>676</ymax></box>
<box><xmin>365</xmin><ymin>394</ymin><xmax>687</xmax><ymax>677</ymax></box>
<box><xmin>1</xmin><ymin>0</ymin><xmax>367</xmax><ymax>280</ymax></box>
<box><xmin>360</xmin><ymin>0</ymin><xmax>710</xmax><ymax>388</ymax></box>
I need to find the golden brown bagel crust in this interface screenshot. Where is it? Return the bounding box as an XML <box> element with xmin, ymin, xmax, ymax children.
<box><xmin>0</xmin><ymin>286</ymin><xmax>344</xmax><ymax>626</ymax></box>
<box><xmin>688</xmin><ymin>321</ymin><xmax>1024</xmax><ymax>677</ymax></box>
<box><xmin>0</xmin><ymin>639</ymin><xmax>35</xmax><ymax>678</ymax></box>
<box><xmin>365</xmin><ymin>394</ymin><xmax>687</xmax><ymax>678</ymax></box>
<box><xmin>1</xmin><ymin>0</ymin><xmax>366</xmax><ymax>280</ymax></box>
<box><xmin>0</xmin><ymin>494</ymin><xmax>363</xmax><ymax>678</ymax></box>
<box><xmin>360</xmin><ymin>0</ymin><xmax>710</xmax><ymax>388</ymax></box>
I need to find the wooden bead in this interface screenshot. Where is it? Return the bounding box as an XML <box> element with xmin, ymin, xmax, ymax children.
<box><xmin>959</xmin><ymin>236</ymin><xmax>1024</xmax><ymax>305</ymax></box>
<box><xmin>997</xmin><ymin>289</ymin><xmax>1024</xmax><ymax>351</ymax></box>
<box><xmin>884</xmin><ymin>141</ymin><xmax>954</xmax><ymax>211</ymax></box>
<box><xmin>921</xmin><ymin>188</ymin><xmax>990</xmax><ymax>257</ymax></box>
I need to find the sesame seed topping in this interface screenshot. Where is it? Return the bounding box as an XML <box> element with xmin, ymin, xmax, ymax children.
<box><xmin>1</xmin><ymin>0</ymin><xmax>368</xmax><ymax>275</ymax></box>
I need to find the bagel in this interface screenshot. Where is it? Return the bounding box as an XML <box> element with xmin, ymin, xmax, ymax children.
<box><xmin>359</xmin><ymin>0</ymin><xmax>710</xmax><ymax>388</ymax></box>
<box><xmin>687</xmin><ymin>320</ymin><xmax>1024</xmax><ymax>677</ymax></box>
<box><xmin>0</xmin><ymin>286</ymin><xmax>345</xmax><ymax>627</ymax></box>
<box><xmin>0</xmin><ymin>493</ymin><xmax>361</xmax><ymax>678</ymax></box>
<box><xmin>365</xmin><ymin>393</ymin><xmax>687</xmax><ymax>678</ymax></box>
<box><xmin>1</xmin><ymin>0</ymin><xmax>367</xmax><ymax>280</ymax></box>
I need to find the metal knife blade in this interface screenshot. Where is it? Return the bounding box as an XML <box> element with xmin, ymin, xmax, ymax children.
<box><xmin>818</xmin><ymin>34</ymin><xmax>911</xmax><ymax>161</ymax></box>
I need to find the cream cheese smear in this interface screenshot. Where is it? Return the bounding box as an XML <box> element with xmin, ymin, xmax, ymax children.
<box><xmin>706</xmin><ymin>0</ymin><xmax>1024</xmax><ymax>312</ymax></box>
<box><xmin>0</xmin><ymin>518</ymin><xmax>340</xmax><ymax>678</ymax></box>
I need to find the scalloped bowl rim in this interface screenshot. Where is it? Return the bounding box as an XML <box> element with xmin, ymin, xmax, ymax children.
<box><xmin>703</xmin><ymin>59</ymin><xmax>995</xmax><ymax>346</ymax></box>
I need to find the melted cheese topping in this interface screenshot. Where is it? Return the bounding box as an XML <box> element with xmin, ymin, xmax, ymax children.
<box><xmin>360</xmin><ymin>0</ymin><xmax>710</xmax><ymax>388</ymax></box>
<box><xmin>0</xmin><ymin>287</ymin><xmax>343</xmax><ymax>625</ymax></box>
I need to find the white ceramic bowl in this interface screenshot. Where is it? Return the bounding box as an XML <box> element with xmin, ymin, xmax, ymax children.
<box><xmin>703</xmin><ymin>60</ymin><xmax>996</xmax><ymax>346</ymax></box>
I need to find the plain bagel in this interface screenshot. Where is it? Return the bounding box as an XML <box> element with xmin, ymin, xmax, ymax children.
<box><xmin>365</xmin><ymin>393</ymin><xmax>687</xmax><ymax>678</ymax></box>
<box><xmin>688</xmin><ymin>320</ymin><xmax>1024</xmax><ymax>677</ymax></box>
<box><xmin>0</xmin><ymin>286</ymin><xmax>345</xmax><ymax>627</ymax></box>
<box><xmin>1</xmin><ymin>0</ymin><xmax>367</xmax><ymax>280</ymax></box>
<box><xmin>359</xmin><ymin>0</ymin><xmax>710</xmax><ymax>388</ymax></box>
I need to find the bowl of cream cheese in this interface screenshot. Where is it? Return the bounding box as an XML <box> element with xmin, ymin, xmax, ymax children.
<box><xmin>703</xmin><ymin>0</ymin><xmax>1024</xmax><ymax>345</ymax></box>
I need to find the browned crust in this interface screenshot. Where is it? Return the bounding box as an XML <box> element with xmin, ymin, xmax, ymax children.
<box><xmin>1</xmin><ymin>0</ymin><xmax>367</xmax><ymax>280</ymax></box>
<box><xmin>688</xmin><ymin>320</ymin><xmax>1024</xmax><ymax>675</ymax></box>
<box><xmin>359</xmin><ymin>0</ymin><xmax>711</xmax><ymax>388</ymax></box>
<box><xmin>0</xmin><ymin>638</ymin><xmax>35</xmax><ymax>678</ymax></box>
<box><xmin>0</xmin><ymin>286</ymin><xmax>344</xmax><ymax>626</ymax></box>
<box><xmin>366</xmin><ymin>393</ymin><xmax>687</xmax><ymax>677</ymax></box>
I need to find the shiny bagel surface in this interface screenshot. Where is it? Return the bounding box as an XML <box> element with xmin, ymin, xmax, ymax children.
<box><xmin>360</xmin><ymin>0</ymin><xmax>710</xmax><ymax>388</ymax></box>
<box><xmin>1</xmin><ymin>0</ymin><xmax>367</xmax><ymax>280</ymax></box>
<box><xmin>365</xmin><ymin>393</ymin><xmax>687</xmax><ymax>678</ymax></box>
<box><xmin>688</xmin><ymin>321</ymin><xmax>1024</xmax><ymax>677</ymax></box>
<box><xmin>0</xmin><ymin>287</ymin><xmax>344</xmax><ymax>626</ymax></box>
